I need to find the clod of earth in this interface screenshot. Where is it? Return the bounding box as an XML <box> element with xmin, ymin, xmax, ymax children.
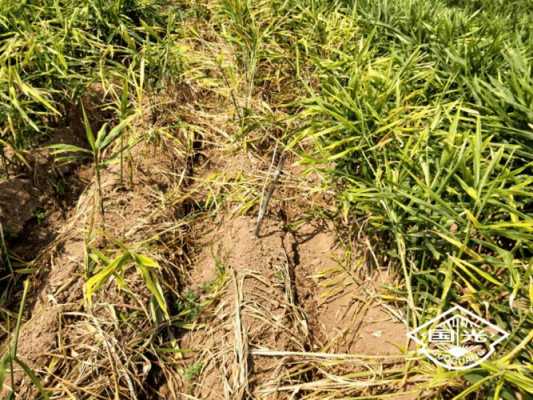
<box><xmin>0</xmin><ymin>179</ymin><xmax>39</xmax><ymax>237</ymax></box>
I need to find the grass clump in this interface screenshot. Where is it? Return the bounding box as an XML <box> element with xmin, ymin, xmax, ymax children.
<box><xmin>282</xmin><ymin>0</ymin><xmax>532</xmax><ymax>397</ymax></box>
<box><xmin>0</xmin><ymin>0</ymin><xmax>182</xmax><ymax>167</ymax></box>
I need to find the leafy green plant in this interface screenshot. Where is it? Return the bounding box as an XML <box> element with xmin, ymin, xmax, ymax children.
<box><xmin>0</xmin><ymin>0</ymin><xmax>183</xmax><ymax>179</ymax></box>
<box><xmin>283</xmin><ymin>0</ymin><xmax>532</xmax><ymax>396</ymax></box>
<box><xmin>85</xmin><ymin>247</ymin><xmax>170</xmax><ymax>321</ymax></box>
<box><xmin>175</xmin><ymin>290</ymin><xmax>202</xmax><ymax>323</ymax></box>
<box><xmin>183</xmin><ymin>361</ymin><xmax>203</xmax><ymax>382</ymax></box>
<box><xmin>50</xmin><ymin>108</ymin><xmax>135</xmax><ymax>223</ymax></box>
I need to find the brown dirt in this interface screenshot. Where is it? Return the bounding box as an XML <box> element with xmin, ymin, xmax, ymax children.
<box><xmin>0</xmin><ymin>178</ymin><xmax>39</xmax><ymax>237</ymax></box>
<box><xmin>295</xmin><ymin>226</ymin><xmax>408</xmax><ymax>356</ymax></box>
<box><xmin>178</xmin><ymin>216</ymin><xmax>304</xmax><ymax>399</ymax></box>
<box><xmin>0</xmin><ymin>125</ymin><xmax>90</xmax><ymax>400</ymax></box>
<box><xmin>0</xmin><ymin>109</ymin><xmax>90</xmax><ymax>244</ymax></box>
<box><xmin>1</xmin><ymin>136</ymin><xmax>415</xmax><ymax>399</ymax></box>
<box><xmin>175</xmin><ymin>206</ymin><xmax>410</xmax><ymax>399</ymax></box>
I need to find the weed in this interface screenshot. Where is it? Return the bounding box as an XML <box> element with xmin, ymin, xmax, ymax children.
<box><xmin>176</xmin><ymin>290</ymin><xmax>201</xmax><ymax>323</ymax></box>
<box><xmin>183</xmin><ymin>361</ymin><xmax>203</xmax><ymax>382</ymax></box>
<box><xmin>85</xmin><ymin>246</ymin><xmax>170</xmax><ymax>321</ymax></box>
<box><xmin>0</xmin><ymin>280</ymin><xmax>49</xmax><ymax>399</ymax></box>
<box><xmin>32</xmin><ymin>208</ymin><xmax>46</xmax><ymax>225</ymax></box>
<box><xmin>51</xmin><ymin>107</ymin><xmax>135</xmax><ymax>226</ymax></box>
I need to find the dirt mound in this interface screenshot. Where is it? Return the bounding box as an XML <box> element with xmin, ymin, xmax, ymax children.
<box><xmin>177</xmin><ymin>216</ymin><xmax>305</xmax><ymax>399</ymax></box>
<box><xmin>2</xmin><ymin>135</ymin><xmax>187</xmax><ymax>398</ymax></box>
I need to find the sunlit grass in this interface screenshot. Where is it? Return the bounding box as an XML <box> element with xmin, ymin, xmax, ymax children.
<box><xmin>0</xmin><ymin>0</ymin><xmax>181</xmax><ymax>160</ymax></box>
<box><xmin>278</xmin><ymin>0</ymin><xmax>532</xmax><ymax>397</ymax></box>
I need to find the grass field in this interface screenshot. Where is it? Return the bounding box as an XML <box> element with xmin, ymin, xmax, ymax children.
<box><xmin>0</xmin><ymin>0</ymin><xmax>531</xmax><ymax>399</ymax></box>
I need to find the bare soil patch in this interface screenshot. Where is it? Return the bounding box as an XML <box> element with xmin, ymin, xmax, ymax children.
<box><xmin>295</xmin><ymin>225</ymin><xmax>408</xmax><ymax>355</ymax></box>
<box><xmin>175</xmin><ymin>206</ymin><xmax>409</xmax><ymax>399</ymax></box>
<box><xmin>178</xmin><ymin>216</ymin><xmax>304</xmax><ymax>399</ymax></box>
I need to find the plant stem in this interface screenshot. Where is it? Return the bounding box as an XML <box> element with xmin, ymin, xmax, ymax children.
<box><xmin>95</xmin><ymin>158</ymin><xmax>105</xmax><ymax>227</ymax></box>
<box><xmin>120</xmin><ymin>134</ymin><xmax>124</xmax><ymax>185</ymax></box>
<box><xmin>10</xmin><ymin>279</ymin><xmax>30</xmax><ymax>397</ymax></box>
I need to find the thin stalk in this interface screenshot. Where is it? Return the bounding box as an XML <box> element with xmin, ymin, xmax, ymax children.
<box><xmin>120</xmin><ymin>134</ymin><xmax>124</xmax><ymax>185</ymax></box>
<box><xmin>0</xmin><ymin>148</ymin><xmax>9</xmax><ymax>178</ymax></box>
<box><xmin>128</xmin><ymin>148</ymin><xmax>134</xmax><ymax>187</ymax></box>
<box><xmin>215</xmin><ymin>59</ymin><xmax>244</xmax><ymax>128</ymax></box>
<box><xmin>0</xmin><ymin>223</ymin><xmax>13</xmax><ymax>277</ymax></box>
<box><xmin>95</xmin><ymin>155</ymin><xmax>105</xmax><ymax>226</ymax></box>
<box><xmin>255</xmin><ymin>146</ymin><xmax>285</xmax><ymax>237</ymax></box>
<box><xmin>10</xmin><ymin>279</ymin><xmax>30</xmax><ymax>397</ymax></box>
